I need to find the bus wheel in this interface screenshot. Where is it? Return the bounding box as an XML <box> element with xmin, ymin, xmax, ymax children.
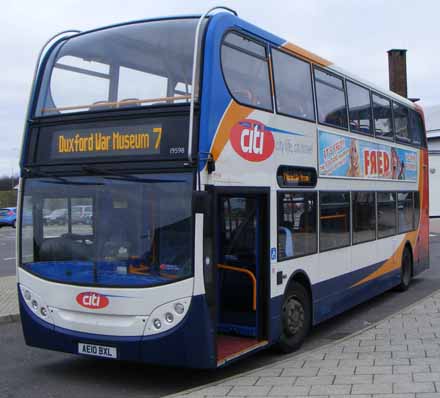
<box><xmin>277</xmin><ymin>282</ymin><xmax>311</xmax><ymax>353</ymax></box>
<box><xmin>397</xmin><ymin>247</ymin><xmax>412</xmax><ymax>292</ymax></box>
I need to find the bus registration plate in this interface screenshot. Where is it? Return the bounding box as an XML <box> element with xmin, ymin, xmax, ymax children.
<box><xmin>78</xmin><ymin>343</ymin><xmax>117</xmax><ymax>359</ymax></box>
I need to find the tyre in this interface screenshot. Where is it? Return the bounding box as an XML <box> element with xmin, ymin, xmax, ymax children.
<box><xmin>12</xmin><ymin>220</ymin><xmax>16</xmax><ymax>229</ymax></box>
<box><xmin>277</xmin><ymin>281</ymin><xmax>312</xmax><ymax>353</ymax></box>
<box><xmin>396</xmin><ymin>247</ymin><xmax>412</xmax><ymax>292</ymax></box>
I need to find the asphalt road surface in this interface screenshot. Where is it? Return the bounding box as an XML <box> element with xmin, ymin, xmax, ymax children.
<box><xmin>1</xmin><ymin>223</ymin><xmax>440</xmax><ymax>398</ymax></box>
<box><xmin>0</xmin><ymin>226</ymin><xmax>16</xmax><ymax>277</ymax></box>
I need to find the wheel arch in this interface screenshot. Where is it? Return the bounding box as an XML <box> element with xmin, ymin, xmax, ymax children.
<box><xmin>284</xmin><ymin>270</ymin><xmax>313</xmax><ymax>303</ymax></box>
<box><xmin>403</xmin><ymin>241</ymin><xmax>414</xmax><ymax>276</ymax></box>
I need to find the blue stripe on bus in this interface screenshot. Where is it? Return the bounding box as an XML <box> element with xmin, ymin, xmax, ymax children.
<box><xmin>313</xmin><ymin>268</ymin><xmax>400</xmax><ymax>324</ymax></box>
<box><xmin>269</xmin><ymin>261</ymin><xmax>401</xmax><ymax>342</ymax></box>
<box><xmin>313</xmin><ymin>261</ymin><xmax>385</xmax><ymax>301</ymax></box>
<box><xmin>265</xmin><ymin>126</ymin><xmax>304</xmax><ymax>137</ymax></box>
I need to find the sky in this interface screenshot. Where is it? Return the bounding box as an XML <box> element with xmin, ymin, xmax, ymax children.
<box><xmin>1</xmin><ymin>0</ymin><xmax>439</xmax><ymax>176</ymax></box>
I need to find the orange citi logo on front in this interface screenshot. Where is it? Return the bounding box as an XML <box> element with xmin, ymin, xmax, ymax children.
<box><xmin>76</xmin><ymin>292</ymin><xmax>109</xmax><ymax>309</ymax></box>
<box><xmin>230</xmin><ymin>119</ymin><xmax>275</xmax><ymax>162</ymax></box>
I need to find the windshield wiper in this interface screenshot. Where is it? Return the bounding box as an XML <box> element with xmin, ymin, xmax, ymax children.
<box><xmin>30</xmin><ymin>169</ymin><xmax>103</xmax><ymax>186</ymax></box>
<box><xmin>29</xmin><ymin>169</ymin><xmax>70</xmax><ymax>183</ymax></box>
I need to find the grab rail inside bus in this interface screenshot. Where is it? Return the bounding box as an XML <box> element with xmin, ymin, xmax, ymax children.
<box><xmin>217</xmin><ymin>264</ymin><xmax>256</xmax><ymax>311</ymax></box>
<box><xmin>41</xmin><ymin>95</ymin><xmax>191</xmax><ymax>114</ymax></box>
<box><xmin>189</xmin><ymin>6</ymin><xmax>238</xmax><ymax>179</ymax></box>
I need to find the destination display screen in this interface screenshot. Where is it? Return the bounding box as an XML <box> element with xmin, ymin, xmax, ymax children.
<box><xmin>277</xmin><ymin>166</ymin><xmax>317</xmax><ymax>188</ymax></box>
<box><xmin>34</xmin><ymin>115</ymin><xmax>190</xmax><ymax>163</ymax></box>
<box><xmin>52</xmin><ymin>124</ymin><xmax>163</xmax><ymax>159</ymax></box>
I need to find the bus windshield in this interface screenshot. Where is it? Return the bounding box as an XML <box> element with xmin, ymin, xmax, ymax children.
<box><xmin>20</xmin><ymin>173</ymin><xmax>193</xmax><ymax>287</ymax></box>
<box><xmin>35</xmin><ymin>18</ymin><xmax>202</xmax><ymax>116</ymax></box>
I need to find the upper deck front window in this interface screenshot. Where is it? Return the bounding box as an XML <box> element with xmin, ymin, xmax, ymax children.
<box><xmin>36</xmin><ymin>18</ymin><xmax>202</xmax><ymax>116</ymax></box>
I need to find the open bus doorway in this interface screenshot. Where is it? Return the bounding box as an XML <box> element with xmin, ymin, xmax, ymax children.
<box><xmin>216</xmin><ymin>192</ymin><xmax>269</xmax><ymax>365</ymax></box>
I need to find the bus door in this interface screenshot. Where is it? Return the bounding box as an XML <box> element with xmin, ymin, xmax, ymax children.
<box><xmin>215</xmin><ymin>192</ymin><xmax>269</xmax><ymax>364</ymax></box>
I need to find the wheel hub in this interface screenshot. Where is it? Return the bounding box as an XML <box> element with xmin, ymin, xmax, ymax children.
<box><xmin>282</xmin><ymin>296</ymin><xmax>305</xmax><ymax>336</ymax></box>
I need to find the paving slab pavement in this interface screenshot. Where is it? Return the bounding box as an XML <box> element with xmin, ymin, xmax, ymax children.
<box><xmin>0</xmin><ymin>275</ymin><xmax>19</xmax><ymax>324</ymax></box>
<box><xmin>167</xmin><ymin>290</ymin><xmax>440</xmax><ymax>398</ymax></box>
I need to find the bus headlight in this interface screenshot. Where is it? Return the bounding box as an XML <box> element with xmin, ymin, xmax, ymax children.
<box><xmin>144</xmin><ymin>297</ymin><xmax>191</xmax><ymax>336</ymax></box>
<box><xmin>24</xmin><ymin>290</ymin><xmax>31</xmax><ymax>301</ymax></box>
<box><xmin>31</xmin><ymin>300</ymin><xmax>39</xmax><ymax>310</ymax></box>
<box><xmin>153</xmin><ymin>319</ymin><xmax>162</xmax><ymax>330</ymax></box>
<box><xmin>174</xmin><ymin>303</ymin><xmax>184</xmax><ymax>314</ymax></box>
<box><xmin>165</xmin><ymin>312</ymin><xmax>174</xmax><ymax>323</ymax></box>
<box><xmin>19</xmin><ymin>284</ymin><xmax>53</xmax><ymax>324</ymax></box>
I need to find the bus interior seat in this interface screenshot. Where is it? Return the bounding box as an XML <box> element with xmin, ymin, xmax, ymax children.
<box><xmin>39</xmin><ymin>235</ymin><xmax>93</xmax><ymax>262</ymax></box>
<box><xmin>90</xmin><ymin>101</ymin><xmax>112</xmax><ymax>111</ymax></box>
<box><xmin>119</xmin><ymin>98</ymin><xmax>141</xmax><ymax>108</ymax></box>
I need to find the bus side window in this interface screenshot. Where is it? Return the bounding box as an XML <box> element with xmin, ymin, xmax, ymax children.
<box><xmin>409</xmin><ymin>110</ymin><xmax>426</xmax><ymax>147</ymax></box>
<box><xmin>372</xmin><ymin>94</ymin><xmax>393</xmax><ymax>140</ymax></box>
<box><xmin>352</xmin><ymin>192</ymin><xmax>376</xmax><ymax>244</ymax></box>
<box><xmin>277</xmin><ymin>192</ymin><xmax>317</xmax><ymax>260</ymax></box>
<box><xmin>221</xmin><ymin>32</ymin><xmax>272</xmax><ymax>112</ymax></box>
<box><xmin>394</xmin><ymin>103</ymin><xmax>410</xmax><ymax>143</ymax></box>
<box><xmin>398</xmin><ymin>192</ymin><xmax>414</xmax><ymax>233</ymax></box>
<box><xmin>347</xmin><ymin>81</ymin><xmax>372</xmax><ymax>135</ymax></box>
<box><xmin>271</xmin><ymin>49</ymin><xmax>315</xmax><ymax>121</ymax></box>
<box><xmin>319</xmin><ymin>192</ymin><xmax>350</xmax><ymax>251</ymax></box>
<box><xmin>377</xmin><ymin>192</ymin><xmax>397</xmax><ymax>238</ymax></box>
<box><xmin>314</xmin><ymin>69</ymin><xmax>348</xmax><ymax>129</ymax></box>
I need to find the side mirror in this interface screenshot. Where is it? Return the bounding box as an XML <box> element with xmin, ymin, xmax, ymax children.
<box><xmin>193</xmin><ymin>191</ymin><xmax>210</xmax><ymax>215</ymax></box>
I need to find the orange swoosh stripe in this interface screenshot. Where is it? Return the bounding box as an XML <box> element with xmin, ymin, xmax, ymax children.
<box><xmin>282</xmin><ymin>42</ymin><xmax>332</xmax><ymax>67</ymax></box>
<box><xmin>210</xmin><ymin>101</ymin><xmax>253</xmax><ymax>161</ymax></box>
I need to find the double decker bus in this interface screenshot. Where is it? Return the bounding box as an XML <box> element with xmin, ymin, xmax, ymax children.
<box><xmin>18</xmin><ymin>8</ymin><xmax>429</xmax><ymax>368</ymax></box>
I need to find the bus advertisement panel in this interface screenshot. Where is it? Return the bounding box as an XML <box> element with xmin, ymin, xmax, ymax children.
<box><xmin>318</xmin><ymin>130</ymin><xmax>417</xmax><ymax>181</ymax></box>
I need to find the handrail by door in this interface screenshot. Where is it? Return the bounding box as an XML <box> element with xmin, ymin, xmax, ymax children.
<box><xmin>217</xmin><ymin>264</ymin><xmax>256</xmax><ymax>311</ymax></box>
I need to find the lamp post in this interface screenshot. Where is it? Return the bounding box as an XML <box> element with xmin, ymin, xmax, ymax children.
<box><xmin>10</xmin><ymin>147</ymin><xmax>19</xmax><ymax>191</ymax></box>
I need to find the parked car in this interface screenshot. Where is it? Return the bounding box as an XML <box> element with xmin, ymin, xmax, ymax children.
<box><xmin>71</xmin><ymin>205</ymin><xmax>93</xmax><ymax>224</ymax></box>
<box><xmin>0</xmin><ymin>207</ymin><xmax>17</xmax><ymax>228</ymax></box>
<box><xmin>43</xmin><ymin>208</ymin><xmax>68</xmax><ymax>225</ymax></box>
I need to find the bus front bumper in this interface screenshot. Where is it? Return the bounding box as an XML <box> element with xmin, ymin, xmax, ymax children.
<box><xmin>19</xmin><ymin>288</ymin><xmax>217</xmax><ymax>369</ymax></box>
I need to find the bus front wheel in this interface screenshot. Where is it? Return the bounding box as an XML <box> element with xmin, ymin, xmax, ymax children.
<box><xmin>277</xmin><ymin>282</ymin><xmax>311</xmax><ymax>353</ymax></box>
<box><xmin>397</xmin><ymin>247</ymin><xmax>412</xmax><ymax>292</ymax></box>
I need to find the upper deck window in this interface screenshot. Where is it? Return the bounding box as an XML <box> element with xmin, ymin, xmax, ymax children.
<box><xmin>393</xmin><ymin>102</ymin><xmax>410</xmax><ymax>143</ymax></box>
<box><xmin>271</xmin><ymin>49</ymin><xmax>315</xmax><ymax>121</ymax></box>
<box><xmin>221</xmin><ymin>32</ymin><xmax>272</xmax><ymax>111</ymax></box>
<box><xmin>314</xmin><ymin>69</ymin><xmax>348</xmax><ymax>129</ymax></box>
<box><xmin>372</xmin><ymin>94</ymin><xmax>393</xmax><ymax>140</ymax></box>
<box><xmin>36</xmin><ymin>19</ymin><xmax>202</xmax><ymax>116</ymax></box>
<box><xmin>409</xmin><ymin>110</ymin><xmax>426</xmax><ymax>147</ymax></box>
<box><xmin>347</xmin><ymin>81</ymin><xmax>372</xmax><ymax>135</ymax></box>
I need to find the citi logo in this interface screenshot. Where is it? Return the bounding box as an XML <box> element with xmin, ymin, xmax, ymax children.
<box><xmin>230</xmin><ymin>119</ymin><xmax>275</xmax><ymax>162</ymax></box>
<box><xmin>76</xmin><ymin>292</ymin><xmax>109</xmax><ymax>309</ymax></box>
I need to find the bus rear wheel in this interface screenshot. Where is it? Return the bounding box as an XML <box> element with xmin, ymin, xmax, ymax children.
<box><xmin>397</xmin><ymin>247</ymin><xmax>412</xmax><ymax>292</ymax></box>
<box><xmin>277</xmin><ymin>282</ymin><xmax>311</xmax><ymax>353</ymax></box>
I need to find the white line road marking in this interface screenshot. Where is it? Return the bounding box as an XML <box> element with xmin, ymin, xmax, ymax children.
<box><xmin>430</xmin><ymin>234</ymin><xmax>437</xmax><ymax>237</ymax></box>
<box><xmin>3</xmin><ymin>257</ymin><xmax>16</xmax><ymax>261</ymax></box>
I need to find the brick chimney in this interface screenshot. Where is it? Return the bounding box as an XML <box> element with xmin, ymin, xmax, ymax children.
<box><xmin>387</xmin><ymin>49</ymin><xmax>407</xmax><ymax>98</ymax></box>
